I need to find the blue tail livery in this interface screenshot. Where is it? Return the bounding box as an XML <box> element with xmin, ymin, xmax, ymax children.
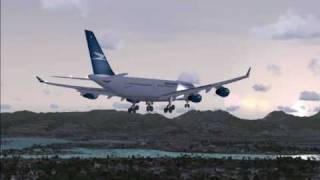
<box><xmin>85</xmin><ymin>30</ymin><xmax>115</xmax><ymax>75</ymax></box>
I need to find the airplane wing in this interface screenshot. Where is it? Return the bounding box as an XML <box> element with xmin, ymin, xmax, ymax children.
<box><xmin>51</xmin><ymin>76</ymin><xmax>90</xmax><ymax>80</ymax></box>
<box><xmin>36</xmin><ymin>76</ymin><xmax>116</xmax><ymax>97</ymax></box>
<box><xmin>158</xmin><ymin>68</ymin><xmax>251</xmax><ymax>100</ymax></box>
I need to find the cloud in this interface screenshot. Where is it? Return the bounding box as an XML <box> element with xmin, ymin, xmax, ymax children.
<box><xmin>98</xmin><ymin>31</ymin><xmax>123</xmax><ymax>50</ymax></box>
<box><xmin>50</xmin><ymin>104</ymin><xmax>59</xmax><ymax>109</ymax></box>
<box><xmin>277</xmin><ymin>106</ymin><xmax>297</xmax><ymax>113</ymax></box>
<box><xmin>226</xmin><ymin>105</ymin><xmax>240</xmax><ymax>112</ymax></box>
<box><xmin>252</xmin><ymin>10</ymin><xmax>320</xmax><ymax>40</ymax></box>
<box><xmin>0</xmin><ymin>104</ymin><xmax>11</xmax><ymax>112</ymax></box>
<box><xmin>314</xmin><ymin>107</ymin><xmax>320</xmax><ymax>113</ymax></box>
<box><xmin>112</xmin><ymin>102</ymin><xmax>131</xmax><ymax>110</ymax></box>
<box><xmin>176</xmin><ymin>107</ymin><xmax>195</xmax><ymax>114</ymax></box>
<box><xmin>40</xmin><ymin>0</ymin><xmax>89</xmax><ymax>17</ymax></box>
<box><xmin>252</xmin><ymin>84</ymin><xmax>270</xmax><ymax>92</ymax></box>
<box><xmin>178</xmin><ymin>72</ymin><xmax>200</xmax><ymax>84</ymax></box>
<box><xmin>267</xmin><ymin>64</ymin><xmax>281</xmax><ymax>76</ymax></box>
<box><xmin>308</xmin><ymin>58</ymin><xmax>320</xmax><ymax>76</ymax></box>
<box><xmin>299</xmin><ymin>91</ymin><xmax>320</xmax><ymax>101</ymax></box>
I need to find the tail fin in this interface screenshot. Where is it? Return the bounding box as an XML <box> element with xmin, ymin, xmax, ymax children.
<box><xmin>85</xmin><ymin>30</ymin><xmax>115</xmax><ymax>75</ymax></box>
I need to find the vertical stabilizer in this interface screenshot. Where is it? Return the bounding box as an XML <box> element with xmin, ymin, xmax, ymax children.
<box><xmin>85</xmin><ymin>30</ymin><xmax>115</xmax><ymax>75</ymax></box>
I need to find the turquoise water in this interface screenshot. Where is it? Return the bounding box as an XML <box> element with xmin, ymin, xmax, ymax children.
<box><xmin>1</xmin><ymin>137</ymin><xmax>70</xmax><ymax>150</ymax></box>
<box><xmin>1</xmin><ymin>137</ymin><xmax>320</xmax><ymax>161</ymax></box>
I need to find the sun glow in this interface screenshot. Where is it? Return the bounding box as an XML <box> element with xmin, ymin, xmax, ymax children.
<box><xmin>241</xmin><ymin>97</ymin><xmax>270</xmax><ymax>111</ymax></box>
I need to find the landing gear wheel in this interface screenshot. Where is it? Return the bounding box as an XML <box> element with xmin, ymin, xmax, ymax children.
<box><xmin>146</xmin><ymin>106</ymin><xmax>154</xmax><ymax>112</ymax></box>
<box><xmin>128</xmin><ymin>104</ymin><xmax>139</xmax><ymax>114</ymax></box>
<box><xmin>128</xmin><ymin>108</ymin><xmax>137</xmax><ymax>113</ymax></box>
<box><xmin>184</xmin><ymin>104</ymin><xmax>190</xmax><ymax>108</ymax></box>
<box><xmin>164</xmin><ymin>105</ymin><xmax>175</xmax><ymax>113</ymax></box>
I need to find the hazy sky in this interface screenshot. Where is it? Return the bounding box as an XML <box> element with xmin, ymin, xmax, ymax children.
<box><xmin>1</xmin><ymin>0</ymin><xmax>320</xmax><ymax>118</ymax></box>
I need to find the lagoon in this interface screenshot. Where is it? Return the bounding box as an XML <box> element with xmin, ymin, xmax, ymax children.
<box><xmin>1</xmin><ymin>137</ymin><xmax>319</xmax><ymax>161</ymax></box>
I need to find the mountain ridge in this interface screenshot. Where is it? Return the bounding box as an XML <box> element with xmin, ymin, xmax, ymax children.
<box><xmin>1</xmin><ymin>109</ymin><xmax>319</xmax><ymax>139</ymax></box>
<box><xmin>3</xmin><ymin>109</ymin><xmax>318</xmax><ymax>119</ymax></box>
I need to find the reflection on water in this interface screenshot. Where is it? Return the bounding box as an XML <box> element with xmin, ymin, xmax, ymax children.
<box><xmin>1</xmin><ymin>137</ymin><xmax>320</xmax><ymax>161</ymax></box>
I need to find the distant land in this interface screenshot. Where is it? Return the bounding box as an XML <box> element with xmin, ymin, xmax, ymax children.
<box><xmin>1</xmin><ymin>110</ymin><xmax>320</xmax><ymax>153</ymax></box>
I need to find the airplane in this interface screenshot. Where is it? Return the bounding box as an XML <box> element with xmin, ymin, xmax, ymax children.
<box><xmin>36</xmin><ymin>30</ymin><xmax>251</xmax><ymax>113</ymax></box>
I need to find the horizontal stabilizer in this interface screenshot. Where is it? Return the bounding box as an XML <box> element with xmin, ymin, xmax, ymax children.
<box><xmin>114</xmin><ymin>73</ymin><xmax>128</xmax><ymax>77</ymax></box>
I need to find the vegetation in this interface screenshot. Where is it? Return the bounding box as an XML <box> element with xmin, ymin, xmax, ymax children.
<box><xmin>1</xmin><ymin>110</ymin><xmax>320</xmax><ymax>153</ymax></box>
<box><xmin>1</xmin><ymin>156</ymin><xmax>320</xmax><ymax>180</ymax></box>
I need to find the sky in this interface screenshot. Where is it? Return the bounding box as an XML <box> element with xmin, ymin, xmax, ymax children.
<box><xmin>1</xmin><ymin>0</ymin><xmax>320</xmax><ymax>119</ymax></box>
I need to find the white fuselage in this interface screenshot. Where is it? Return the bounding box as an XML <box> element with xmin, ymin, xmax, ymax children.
<box><xmin>89</xmin><ymin>74</ymin><xmax>194</xmax><ymax>102</ymax></box>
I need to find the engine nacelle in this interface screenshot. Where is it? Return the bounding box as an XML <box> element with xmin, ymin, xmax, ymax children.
<box><xmin>188</xmin><ymin>94</ymin><xmax>202</xmax><ymax>103</ymax></box>
<box><xmin>215</xmin><ymin>87</ymin><xmax>230</xmax><ymax>97</ymax></box>
<box><xmin>81</xmin><ymin>93</ymin><xmax>98</xmax><ymax>100</ymax></box>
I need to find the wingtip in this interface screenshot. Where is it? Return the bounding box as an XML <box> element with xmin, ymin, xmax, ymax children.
<box><xmin>36</xmin><ymin>76</ymin><xmax>44</xmax><ymax>83</ymax></box>
<box><xmin>246</xmin><ymin>67</ymin><xmax>251</xmax><ymax>77</ymax></box>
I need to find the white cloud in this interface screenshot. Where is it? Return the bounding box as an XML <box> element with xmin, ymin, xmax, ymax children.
<box><xmin>252</xmin><ymin>10</ymin><xmax>320</xmax><ymax>40</ymax></box>
<box><xmin>177</xmin><ymin>72</ymin><xmax>200</xmax><ymax>84</ymax></box>
<box><xmin>252</xmin><ymin>84</ymin><xmax>270</xmax><ymax>92</ymax></box>
<box><xmin>299</xmin><ymin>91</ymin><xmax>320</xmax><ymax>101</ymax></box>
<box><xmin>308</xmin><ymin>58</ymin><xmax>320</xmax><ymax>76</ymax></box>
<box><xmin>98</xmin><ymin>31</ymin><xmax>123</xmax><ymax>50</ymax></box>
<box><xmin>40</xmin><ymin>0</ymin><xmax>89</xmax><ymax>17</ymax></box>
<box><xmin>277</xmin><ymin>106</ymin><xmax>297</xmax><ymax>113</ymax></box>
<box><xmin>112</xmin><ymin>102</ymin><xmax>130</xmax><ymax>110</ymax></box>
<box><xmin>176</xmin><ymin>107</ymin><xmax>195</xmax><ymax>114</ymax></box>
<box><xmin>226</xmin><ymin>105</ymin><xmax>240</xmax><ymax>112</ymax></box>
<box><xmin>267</xmin><ymin>64</ymin><xmax>281</xmax><ymax>76</ymax></box>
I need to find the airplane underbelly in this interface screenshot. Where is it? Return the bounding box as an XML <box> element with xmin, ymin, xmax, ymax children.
<box><xmin>117</xmin><ymin>84</ymin><xmax>176</xmax><ymax>101</ymax></box>
<box><xmin>100</xmin><ymin>77</ymin><xmax>190</xmax><ymax>102</ymax></box>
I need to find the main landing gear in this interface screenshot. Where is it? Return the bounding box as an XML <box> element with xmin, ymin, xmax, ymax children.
<box><xmin>164</xmin><ymin>104</ymin><xmax>175</xmax><ymax>113</ymax></box>
<box><xmin>146</xmin><ymin>102</ymin><xmax>154</xmax><ymax>112</ymax></box>
<box><xmin>128</xmin><ymin>104</ymin><xmax>139</xmax><ymax>113</ymax></box>
<box><xmin>184</xmin><ymin>101</ymin><xmax>190</xmax><ymax>108</ymax></box>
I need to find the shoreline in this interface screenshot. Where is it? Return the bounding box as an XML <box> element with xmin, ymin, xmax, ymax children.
<box><xmin>2</xmin><ymin>136</ymin><xmax>320</xmax><ymax>155</ymax></box>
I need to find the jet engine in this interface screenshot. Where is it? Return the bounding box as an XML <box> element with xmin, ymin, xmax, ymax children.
<box><xmin>81</xmin><ymin>93</ymin><xmax>98</xmax><ymax>100</ymax></box>
<box><xmin>187</xmin><ymin>94</ymin><xmax>202</xmax><ymax>103</ymax></box>
<box><xmin>215</xmin><ymin>87</ymin><xmax>230</xmax><ymax>97</ymax></box>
